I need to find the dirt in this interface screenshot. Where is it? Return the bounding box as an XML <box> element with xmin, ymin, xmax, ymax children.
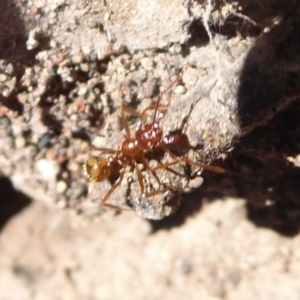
<box><xmin>1</xmin><ymin>0</ymin><xmax>300</xmax><ymax>298</ymax></box>
<box><xmin>1</xmin><ymin>194</ymin><xmax>300</xmax><ymax>300</ymax></box>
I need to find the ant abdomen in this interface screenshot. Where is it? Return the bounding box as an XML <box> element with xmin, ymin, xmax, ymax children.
<box><xmin>160</xmin><ymin>131</ymin><xmax>191</xmax><ymax>156</ymax></box>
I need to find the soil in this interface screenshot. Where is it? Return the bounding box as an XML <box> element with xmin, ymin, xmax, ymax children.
<box><xmin>1</xmin><ymin>0</ymin><xmax>300</xmax><ymax>298</ymax></box>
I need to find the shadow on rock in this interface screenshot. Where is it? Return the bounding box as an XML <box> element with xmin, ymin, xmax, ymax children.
<box><xmin>0</xmin><ymin>0</ymin><xmax>50</xmax><ymax>112</ymax></box>
<box><xmin>198</xmin><ymin>103</ymin><xmax>300</xmax><ymax>235</ymax></box>
<box><xmin>234</xmin><ymin>13</ymin><xmax>300</xmax><ymax>235</ymax></box>
<box><xmin>151</xmin><ymin>14</ymin><xmax>300</xmax><ymax>234</ymax></box>
<box><xmin>150</xmin><ymin>188</ymin><xmax>205</xmax><ymax>232</ymax></box>
<box><xmin>0</xmin><ymin>0</ymin><xmax>49</xmax><ymax>65</ymax></box>
<box><xmin>237</xmin><ymin>14</ymin><xmax>300</xmax><ymax>129</ymax></box>
<box><xmin>151</xmin><ymin>101</ymin><xmax>300</xmax><ymax>236</ymax></box>
<box><xmin>0</xmin><ymin>175</ymin><xmax>31</xmax><ymax>232</ymax></box>
<box><xmin>231</xmin><ymin>101</ymin><xmax>300</xmax><ymax>236</ymax></box>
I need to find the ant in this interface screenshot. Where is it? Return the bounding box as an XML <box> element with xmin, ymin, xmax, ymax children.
<box><xmin>84</xmin><ymin>69</ymin><xmax>224</xmax><ymax>210</ymax></box>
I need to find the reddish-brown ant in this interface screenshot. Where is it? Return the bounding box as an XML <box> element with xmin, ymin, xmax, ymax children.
<box><xmin>84</xmin><ymin>69</ymin><xmax>224</xmax><ymax>210</ymax></box>
<box><xmin>83</xmin><ymin>105</ymin><xmax>182</xmax><ymax>209</ymax></box>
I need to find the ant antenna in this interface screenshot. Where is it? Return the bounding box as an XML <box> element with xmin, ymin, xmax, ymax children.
<box><xmin>152</xmin><ymin>68</ymin><xmax>185</xmax><ymax>126</ymax></box>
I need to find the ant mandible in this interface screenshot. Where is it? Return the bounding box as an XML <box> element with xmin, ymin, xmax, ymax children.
<box><xmin>84</xmin><ymin>68</ymin><xmax>224</xmax><ymax>210</ymax></box>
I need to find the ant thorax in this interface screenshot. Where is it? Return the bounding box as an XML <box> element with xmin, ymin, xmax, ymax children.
<box><xmin>120</xmin><ymin>139</ymin><xmax>141</xmax><ymax>159</ymax></box>
<box><xmin>135</xmin><ymin>122</ymin><xmax>163</xmax><ymax>151</ymax></box>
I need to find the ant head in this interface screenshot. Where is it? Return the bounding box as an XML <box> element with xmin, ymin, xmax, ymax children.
<box><xmin>84</xmin><ymin>157</ymin><xmax>111</xmax><ymax>182</ymax></box>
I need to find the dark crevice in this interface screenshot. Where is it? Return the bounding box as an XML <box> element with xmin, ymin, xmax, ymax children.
<box><xmin>184</xmin><ymin>0</ymin><xmax>299</xmax><ymax>54</ymax></box>
<box><xmin>186</xmin><ymin>19</ymin><xmax>210</xmax><ymax>47</ymax></box>
<box><xmin>150</xmin><ymin>188</ymin><xmax>204</xmax><ymax>232</ymax></box>
<box><xmin>0</xmin><ymin>1</ymin><xmax>51</xmax><ymax>114</ymax></box>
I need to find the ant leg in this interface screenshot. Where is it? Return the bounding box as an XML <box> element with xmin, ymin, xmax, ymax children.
<box><xmin>158</xmin><ymin>146</ymin><xmax>225</xmax><ymax>174</ymax></box>
<box><xmin>120</xmin><ymin>106</ymin><xmax>141</xmax><ymax>117</ymax></box>
<box><xmin>152</xmin><ymin>68</ymin><xmax>185</xmax><ymax>125</ymax></box>
<box><xmin>82</xmin><ymin>146</ymin><xmax>117</xmax><ymax>154</ymax></box>
<box><xmin>133</xmin><ymin>164</ymin><xmax>179</xmax><ymax>202</ymax></box>
<box><xmin>161</xmin><ymin>68</ymin><xmax>185</xmax><ymax>97</ymax></box>
<box><xmin>153</xmin><ymin>160</ymin><xmax>183</xmax><ymax>174</ymax></box>
<box><xmin>121</xmin><ymin>105</ymin><xmax>159</xmax><ymax>131</ymax></box>
<box><xmin>146</xmin><ymin>185</ymin><xmax>184</xmax><ymax>198</ymax></box>
<box><xmin>101</xmin><ymin>167</ymin><xmax>131</xmax><ymax>210</ymax></box>
<box><xmin>139</xmin><ymin>104</ymin><xmax>169</xmax><ymax>123</ymax></box>
<box><xmin>154</xmin><ymin>157</ymin><xmax>224</xmax><ymax>174</ymax></box>
<box><xmin>120</xmin><ymin>106</ymin><xmax>144</xmax><ymax>138</ymax></box>
<box><xmin>134</xmin><ymin>162</ymin><xmax>145</xmax><ymax>195</ymax></box>
<box><xmin>180</xmin><ymin>156</ymin><xmax>225</xmax><ymax>173</ymax></box>
<box><xmin>119</xmin><ymin>105</ymin><xmax>167</xmax><ymax>131</ymax></box>
<box><xmin>136</xmin><ymin>157</ymin><xmax>166</xmax><ymax>196</ymax></box>
<box><xmin>139</xmin><ymin>155</ymin><xmax>184</xmax><ymax>193</ymax></box>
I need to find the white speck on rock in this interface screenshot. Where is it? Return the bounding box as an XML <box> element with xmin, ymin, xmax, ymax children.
<box><xmin>26</xmin><ymin>30</ymin><xmax>39</xmax><ymax>50</ymax></box>
<box><xmin>36</xmin><ymin>159</ymin><xmax>60</xmax><ymax>181</ymax></box>
<box><xmin>91</xmin><ymin>136</ymin><xmax>106</xmax><ymax>148</ymax></box>
<box><xmin>56</xmin><ymin>180</ymin><xmax>67</xmax><ymax>193</ymax></box>
<box><xmin>174</xmin><ymin>85</ymin><xmax>186</xmax><ymax>94</ymax></box>
<box><xmin>15</xmin><ymin>136</ymin><xmax>26</xmax><ymax>149</ymax></box>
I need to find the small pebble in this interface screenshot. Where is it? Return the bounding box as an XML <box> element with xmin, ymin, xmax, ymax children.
<box><xmin>68</xmin><ymin>161</ymin><xmax>80</xmax><ymax>172</ymax></box>
<box><xmin>15</xmin><ymin>136</ymin><xmax>26</xmax><ymax>149</ymax></box>
<box><xmin>78</xmin><ymin>86</ymin><xmax>88</xmax><ymax>96</ymax></box>
<box><xmin>169</xmin><ymin>43</ymin><xmax>182</xmax><ymax>55</ymax></box>
<box><xmin>140</xmin><ymin>57</ymin><xmax>153</xmax><ymax>71</ymax></box>
<box><xmin>36</xmin><ymin>159</ymin><xmax>60</xmax><ymax>181</ymax></box>
<box><xmin>174</xmin><ymin>85</ymin><xmax>186</xmax><ymax>94</ymax></box>
<box><xmin>104</xmin><ymin>12</ymin><xmax>111</xmax><ymax>21</ymax></box>
<box><xmin>26</xmin><ymin>30</ymin><xmax>39</xmax><ymax>50</ymax></box>
<box><xmin>72</xmin><ymin>54</ymin><xmax>83</xmax><ymax>64</ymax></box>
<box><xmin>92</xmin><ymin>136</ymin><xmax>106</xmax><ymax>148</ymax></box>
<box><xmin>38</xmin><ymin>135</ymin><xmax>52</xmax><ymax>149</ymax></box>
<box><xmin>56</xmin><ymin>180</ymin><xmax>67</xmax><ymax>193</ymax></box>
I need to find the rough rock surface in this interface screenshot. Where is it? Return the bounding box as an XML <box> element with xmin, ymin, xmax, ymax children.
<box><xmin>1</xmin><ymin>0</ymin><xmax>300</xmax><ymax>298</ymax></box>
<box><xmin>1</xmin><ymin>0</ymin><xmax>300</xmax><ymax>218</ymax></box>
